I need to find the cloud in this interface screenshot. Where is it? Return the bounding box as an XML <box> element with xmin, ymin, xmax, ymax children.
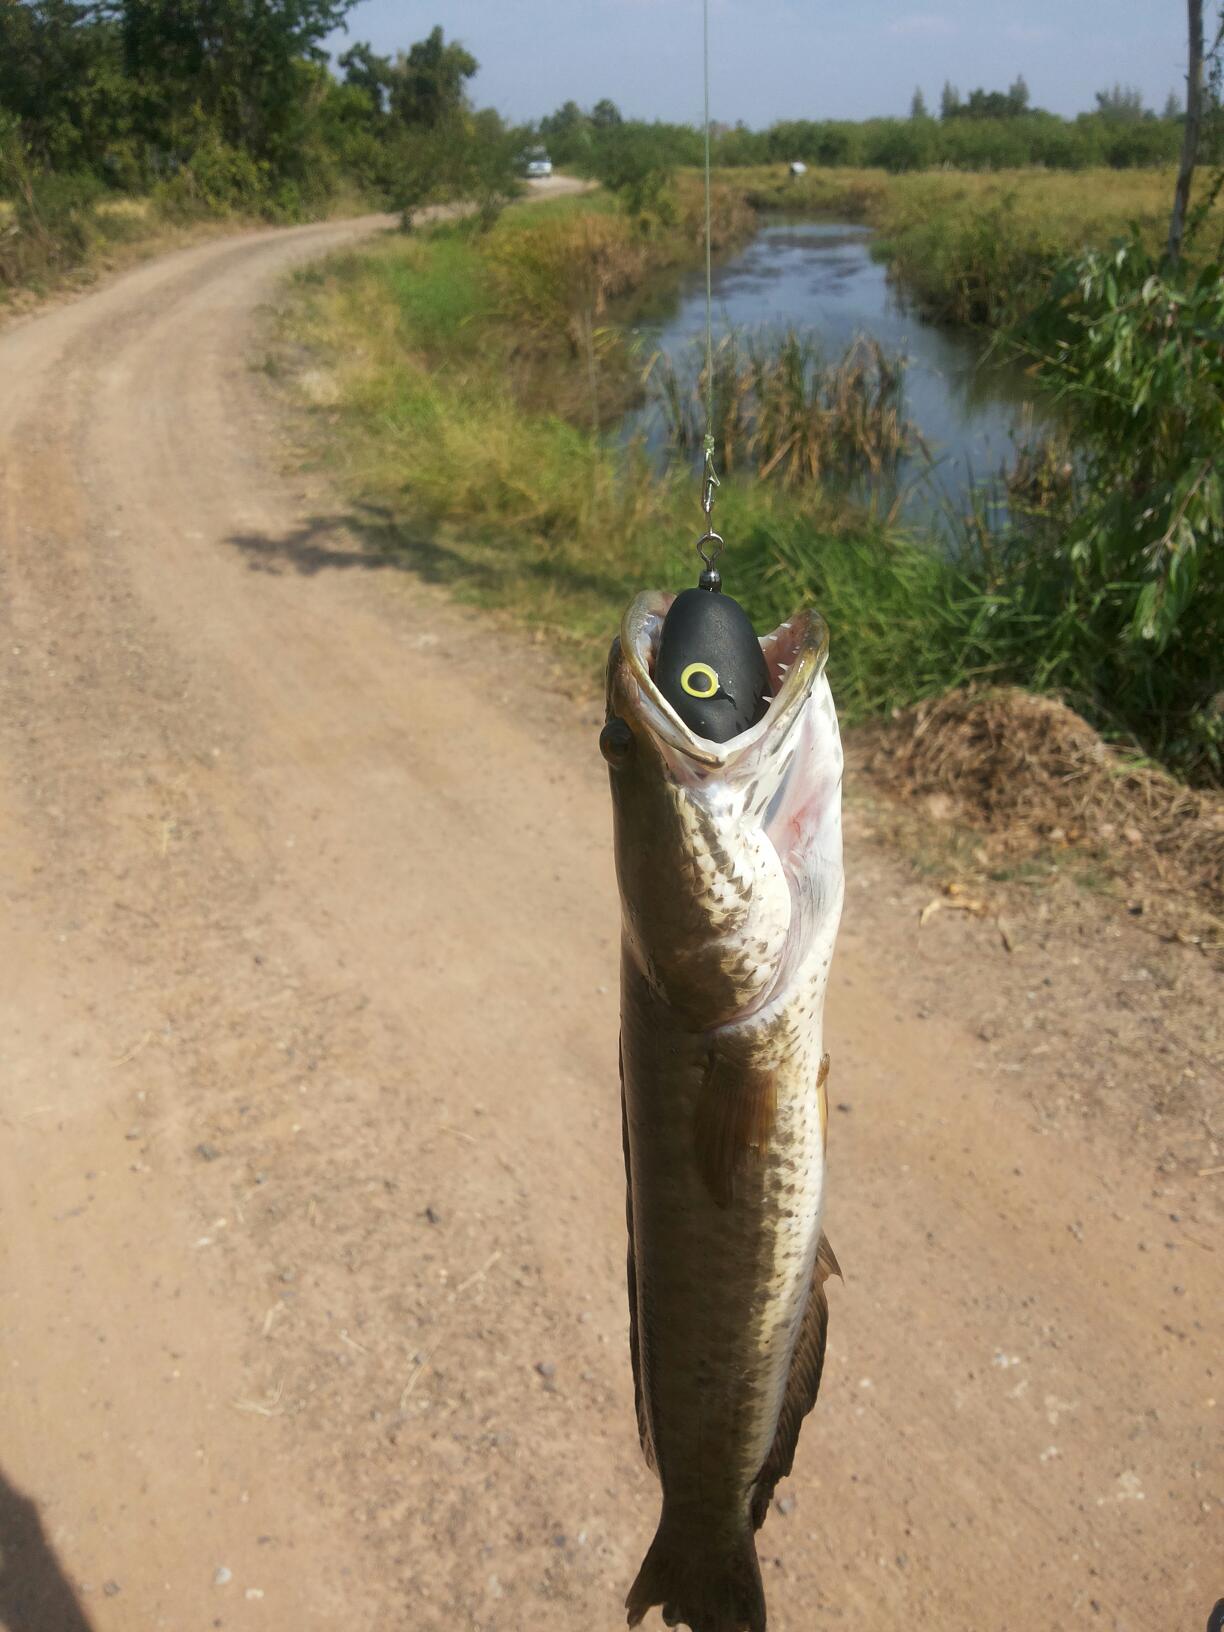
<box><xmin>887</xmin><ymin>12</ymin><xmax>955</xmax><ymax>37</ymax></box>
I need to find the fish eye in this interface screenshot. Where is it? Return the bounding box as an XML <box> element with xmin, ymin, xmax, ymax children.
<box><xmin>680</xmin><ymin>662</ymin><xmax>719</xmax><ymax>700</ymax></box>
<box><xmin>600</xmin><ymin>716</ymin><xmax>635</xmax><ymax>767</ymax></box>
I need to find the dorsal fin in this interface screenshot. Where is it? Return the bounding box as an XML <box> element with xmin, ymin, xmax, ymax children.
<box><xmin>750</xmin><ymin>1232</ymin><xmax>842</xmax><ymax>1529</ymax></box>
<box><xmin>621</xmin><ymin>1050</ymin><xmax>656</xmax><ymax>1471</ymax></box>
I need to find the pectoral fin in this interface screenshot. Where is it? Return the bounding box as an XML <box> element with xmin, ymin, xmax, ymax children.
<box><xmin>694</xmin><ymin>1049</ymin><xmax>777</xmax><ymax>1209</ymax></box>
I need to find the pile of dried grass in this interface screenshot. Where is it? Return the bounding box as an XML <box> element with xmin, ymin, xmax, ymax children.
<box><xmin>858</xmin><ymin>687</ymin><xmax>1224</xmax><ymax>914</ymax></box>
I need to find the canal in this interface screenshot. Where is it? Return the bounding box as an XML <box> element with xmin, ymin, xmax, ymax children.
<box><xmin>626</xmin><ymin>219</ymin><xmax>1047</xmax><ymax>526</ymax></box>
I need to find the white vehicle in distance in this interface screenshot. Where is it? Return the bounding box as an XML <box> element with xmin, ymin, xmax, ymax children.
<box><xmin>524</xmin><ymin>149</ymin><xmax>553</xmax><ymax>178</ymax></box>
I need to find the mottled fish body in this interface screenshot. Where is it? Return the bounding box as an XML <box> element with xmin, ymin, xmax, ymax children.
<box><xmin>602</xmin><ymin>592</ymin><xmax>845</xmax><ymax>1632</ymax></box>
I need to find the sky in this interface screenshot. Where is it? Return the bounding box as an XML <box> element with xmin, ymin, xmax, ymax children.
<box><xmin>323</xmin><ymin>0</ymin><xmax>1197</xmax><ymax>127</ymax></box>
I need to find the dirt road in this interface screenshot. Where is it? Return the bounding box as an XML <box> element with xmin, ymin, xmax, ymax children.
<box><xmin>0</xmin><ymin>208</ymin><xmax>1219</xmax><ymax>1632</ymax></box>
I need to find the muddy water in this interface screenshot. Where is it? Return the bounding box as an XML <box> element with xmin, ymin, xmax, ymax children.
<box><xmin>626</xmin><ymin>220</ymin><xmax>1047</xmax><ymax>525</ymax></box>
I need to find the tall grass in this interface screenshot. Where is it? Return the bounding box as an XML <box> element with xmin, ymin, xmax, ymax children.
<box><xmin>484</xmin><ymin>210</ymin><xmax>646</xmax><ymax>354</ymax></box>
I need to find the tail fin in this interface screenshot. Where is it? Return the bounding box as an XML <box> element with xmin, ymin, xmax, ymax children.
<box><xmin>626</xmin><ymin>1511</ymin><xmax>766</xmax><ymax>1632</ymax></box>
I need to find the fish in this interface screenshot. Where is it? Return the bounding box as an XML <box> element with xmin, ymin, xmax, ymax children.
<box><xmin>601</xmin><ymin>590</ymin><xmax>845</xmax><ymax>1632</ymax></box>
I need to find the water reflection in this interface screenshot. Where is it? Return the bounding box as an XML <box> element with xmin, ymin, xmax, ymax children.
<box><xmin>626</xmin><ymin>220</ymin><xmax>1047</xmax><ymax>526</ymax></box>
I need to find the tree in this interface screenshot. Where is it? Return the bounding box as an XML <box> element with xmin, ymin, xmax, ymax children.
<box><xmin>338</xmin><ymin>40</ymin><xmax>393</xmax><ymax>115</ymax></box>
<box><xmin>869</xmin><ymin>118</ymin><xmax>934</xmax><ymax>171</ymax></box>
<box><xmin>542</xmin><ymin>100</ymin><xmax>586</xmax><ymax>136</ymax></box>
<box><xmin>0</xmin><ymin>1</ymin><xmax>131</xmax><ymax>171</ymax></box>
<box><xmin>910</xmin><ymin>86</ymin><xmax>929</xmax><ymax>120</ymax></box>
<box><xmin>1168</xmin><ymin>0</ymin><xmax>1204</xmax><ymax>259</ymax></box>
<box><xmin>955</xmin><ymin>85</ymin><xmax>1028</xmax><ymax>119</ymax></box>
<box><xmin>939</xmin><ymin>80</ymin><xmax>960</xmax><ymax>119</ymax></box>
<box><xmin>539</xmin><ymin>99</ymin><xmax>591</xmax><ymax>163</ymax></box>
<box><xmin>1095</xmin><ymin>83</ymin><xmax>1146</xmax><ymax>121</ymax></box>
<box><xmin>1020</xmin><ymin>241</ymin><xmax>1224</xmax><ymax>780</ymax></box>
<box><xmin>1163</xmin><ymin>88</ymin><xmax>1183</xmax><ymax>118</ymax></box>
<box><xmin>591</xmin><ymin>98</ymin><xmax>623</xmax><ymax>129</ymax></box>
<box><xmin>116</xmin><ymin>0</ymin><xmax>357</xmax><ymax>164</ymax></box>
<box><xmin>386</xmin><ymin>106</ymin><xmax>522</xmax><ymax>230</ymax></box>
<box><xmin>389</xmin><ymin>25</ymin><xmax>477</xmax><ymax>128</ymax></box>
<box><xmin>589</xmin><ymin>123</ymin><xmax>675</xmax><ymax>223</ymax></box>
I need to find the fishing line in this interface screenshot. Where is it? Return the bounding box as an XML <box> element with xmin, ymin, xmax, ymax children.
<box><xmin>698</xmin><ymin>0</ymin><xmax>722</xmax><ymax>589</ymax></box>
<box><xmin>651</xmin><ymin>0</ymin><xmax>773</xmax><ymax>746</ymax></box>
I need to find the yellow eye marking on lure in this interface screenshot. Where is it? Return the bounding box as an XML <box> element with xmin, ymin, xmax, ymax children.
<box><xmin>680</xmin><ymin>662</ymin><xmax>719</xmax><ymax>700</ymax></box>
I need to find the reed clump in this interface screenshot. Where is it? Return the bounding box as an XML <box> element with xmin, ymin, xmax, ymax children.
<box><xmin>652</xmin><ymin>331</ymin><xmax>919</xmax><ymax>489</ymax></box>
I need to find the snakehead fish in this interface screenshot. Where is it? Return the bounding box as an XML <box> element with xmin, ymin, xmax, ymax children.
<box><xmin>601</xmin><ymin>591</ymin><xmax>845</xmax><ymax>1632</ymax></box>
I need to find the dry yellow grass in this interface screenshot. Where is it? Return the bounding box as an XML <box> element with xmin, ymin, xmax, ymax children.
<box><xmin>95</xmin><ymin>196</ymin><xmax>154</xmax><ymax>222</ymax></box>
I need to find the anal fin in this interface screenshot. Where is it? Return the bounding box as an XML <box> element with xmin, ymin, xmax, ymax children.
<box><xmin>750</xmin><ymin>1231</ymin><xmax>841</xmax><ymax>1529</ymax></box>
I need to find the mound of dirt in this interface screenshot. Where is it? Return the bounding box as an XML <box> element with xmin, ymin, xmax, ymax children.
<box><xmin>857</xmin><ymin>687</ymin><xmax>1224</xmax><ymax>916</ymax></box>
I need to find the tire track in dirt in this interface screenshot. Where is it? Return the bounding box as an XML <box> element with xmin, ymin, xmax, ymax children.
<box><xmin>0</xmin><ymin>206</ymin><xmax>1219</xmax><ymax>1632</ymax></box>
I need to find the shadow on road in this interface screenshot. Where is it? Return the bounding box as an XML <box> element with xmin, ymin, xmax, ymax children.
<box><xmin>225</xmin><ymin>501</ymin><xmax>636</xmax><ymax>605</ymax></box>
<box><xmin>0</xmin><ymin>1466</ymin><xmax>95</xmax><ymax>1631</ymax></box>
<box><xmin>226</xmin><ymin>506</ymin><xmax>405</xmax><ymax>578</ymax></box>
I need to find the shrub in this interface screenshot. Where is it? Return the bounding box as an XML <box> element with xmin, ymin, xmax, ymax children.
<box><xmin>1014</xmin><ymin>240</ymin><xmax>1224</xmax><ymax>781</ymax></box>
<box><xmin>152</xmin><ymin>126</ymin><xmax>269</xmax><ymax>219</ymax></box>
<box><xmin>0</xmin><ymin>120</ymin><xmax>108</xmax><ymax>287</ymax></box>
<box><xmin>865</xmin><ymin>121</ymin><xmax>937</xmax><ymax>173</ymax></box>
<box><xmin>588</xmin><ymin>125</ymin><xmax>678</xmax><ymax>226</ymax></box>
<box><xmin>484</xmin><ymin>211</ymin><xmax>646</xmax><ymax>349</ymax></box>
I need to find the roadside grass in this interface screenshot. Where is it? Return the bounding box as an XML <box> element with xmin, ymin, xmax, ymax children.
<box><xmin>1</xmin><ymin>183</ymin><xmax>235</xmax><ymax>304</ymax></box>
<box><xmin>0</xmin><ymin>172</ymin><xmax>374</xmax><ymax>307</ymax></box>
<box><xmin>0</xmin><ymin>181</ymin><xmax>156</xmax><ymax>295</ymax></box>
<box><xmin>724</xmin><ymin>165</ymin><xmax>1221</xmax><ymax>324</ymax></box>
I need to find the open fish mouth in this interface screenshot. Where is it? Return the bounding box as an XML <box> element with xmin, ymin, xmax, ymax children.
<box><xmin>604</xmin><ymin>589</ymin><xmax>843</xmax><ymax>1028</ymax></box>
<box><xmin>615</xmin><ymin>591</ymin><xmax>830</xmax><ymax>768</ymax></box>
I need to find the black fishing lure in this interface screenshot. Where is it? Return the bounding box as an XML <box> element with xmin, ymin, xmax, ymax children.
<box><xmin>655</xmin><ymin>576</ymin><xmax>772</xmax><ymax>744</ymax></box>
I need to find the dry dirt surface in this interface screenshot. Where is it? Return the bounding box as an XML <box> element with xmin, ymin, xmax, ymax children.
<box><xmin>0</xmin><ymin>200</ymin><xmax>1220</xmax><ymax>1632</ymax></box>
